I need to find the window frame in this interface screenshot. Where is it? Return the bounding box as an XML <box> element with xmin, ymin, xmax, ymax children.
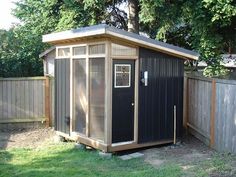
<box><xmin>56</xmin><ymin>42</ymin><xmax>106</xmax><ymax>59</ymax></box>
<box><xmin>114</xmin><ymin>64</ymin><xmax>131</xmax><ymax>88</ymax></box>
<box><xmin>56</xmin><ymin>47</ymin><xmax>71</xmax><ymax>59</ymax></box>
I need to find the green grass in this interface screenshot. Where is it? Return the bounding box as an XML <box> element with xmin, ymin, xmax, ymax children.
<box><xmin>187</xmin><ymin>153</ymin><xmax>234</xmax><ymax>177</ymax></box>
<box><xmin>0</xmin><ymin>143</ymin><xmax>182</xmax><ymax>177</ymax></box>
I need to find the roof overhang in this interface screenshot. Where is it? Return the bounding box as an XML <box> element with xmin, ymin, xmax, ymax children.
<box><xmin>42</xmin><ymin>24</ymin><xmax>199</xmax><ymax>60</ymax></box>
<box><xmin>39</xmin><ymin>46</ymin><xmax>56</xmax><ymax>58</ymax></box>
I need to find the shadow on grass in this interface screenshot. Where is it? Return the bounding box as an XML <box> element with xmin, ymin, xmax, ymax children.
<box><xmin>0</xmin><ymin>143</ymin><xmax>182</xmax><ymax>177</ymax></box>
<box><xmin>0</xmin><ymin>130</ymin><xmax>15</xmax><ymax>150</ymax></box>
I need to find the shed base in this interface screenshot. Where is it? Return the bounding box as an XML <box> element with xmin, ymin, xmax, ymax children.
<box><xmin>56</xmin><ymin>131</ymin><xmax>173</xmax><ymax>152</ymax></box>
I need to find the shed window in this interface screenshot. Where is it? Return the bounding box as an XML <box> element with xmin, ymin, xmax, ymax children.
<box><xmin>58</xmin><ymin>48</ymin><xmax>70</xmax><ymax>57</ymax></box>
<box><xmin>73</xmin><ymin>59</ymin><xmax>86</xmax><ymax>134</ymax></box>
<box><xmin>73</xmin><ymin>46</ymin><xmax>86</xmax><ymax>56</ymax></box>
<box><xmin>114</xmin><ymin>64</ymin><xmax>131</xmax><ymax>88</ymax></box>
<box><xmin>89</xmin><ymin>44</ymin><xmax>105</xmax><ymax>55</ymax></box>
<box><xmin>111</xmin><ymin>43</ymin><xmax>137</xmax><ymax>56</ymax></box>
<box><xmin>89</xmin><ymin>58</ymin><xmax>105</xmax><ymax>141</ymax></box>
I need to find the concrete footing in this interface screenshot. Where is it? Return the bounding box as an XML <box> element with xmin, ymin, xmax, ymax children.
<box><xmin>99</xmin><ymin>152</ymin><xmax>112</xmax><ymax>159</ymax></box>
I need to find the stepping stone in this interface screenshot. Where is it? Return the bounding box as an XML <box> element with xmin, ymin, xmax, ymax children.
<box><xmin>129</xmin><ymin>152</ymin><xmax>144</xmax><ymax>158</ymax></box>
<box><xmin>119</xmin><ymin>155</ymin><xmax>133</xmax><ymax>160</ymax></box>
<box><xmin>119</xmin><ymin>152</ymin><xmax>144</xmax><ymax>160</ymax></box>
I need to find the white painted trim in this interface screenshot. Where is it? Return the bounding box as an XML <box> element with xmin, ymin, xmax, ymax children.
<box><xmin>43</xmin><ymin>27</ymin><xmax>106</xmax><ymax>43</ymax></box>
<box><xmin>134</xmin><ymin>58</ymin><xmax>139</xmax><ymax>143</ymax></box>
<box><xmin>88</xmin><ymin>54</ymin><xmax>106</xmax><ymax>58</ymax></box>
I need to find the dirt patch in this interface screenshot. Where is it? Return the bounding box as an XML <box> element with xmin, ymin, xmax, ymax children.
<box><xmin>141</xmin><ymin>136</ymin><xmax>236</xmax><ymax>177</ymax></box>
<box><xmin>0</xmin><ymin>128</ymin><xmax>56</xmax><ymax>149</ymax></box>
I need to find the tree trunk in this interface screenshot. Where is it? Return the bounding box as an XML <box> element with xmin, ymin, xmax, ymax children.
<box><xmin>128</xmin><ymin>0</ymin><xmax>139</xmax><ymax>34</ymax></box>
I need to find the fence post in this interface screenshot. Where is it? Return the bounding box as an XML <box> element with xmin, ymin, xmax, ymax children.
<box><xmin>185</xmin><ymin>76</ymin><xmax>189</xmax><ymax>133</ymax></box>
<box><xmin>45</xmin><ymin>76</ymin><xmax>51</xmax><ymax>127</ymax></box>
<box><xmin>210</xmin><ymin>79</ymin><xmax>216</xmax><ymax>148</ymax></box>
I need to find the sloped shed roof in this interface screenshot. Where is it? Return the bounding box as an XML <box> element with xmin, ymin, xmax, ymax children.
<box><xmin>42</xmin><ymin>24</ymin><xmax>199</xmax><ymax>60</ymax></box>
<box><xmin>39</xmin><ymin>46</ymin><xmax>55</xmax><ymax>58</ymax></box>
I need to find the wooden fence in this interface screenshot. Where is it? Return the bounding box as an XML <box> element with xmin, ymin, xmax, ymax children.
<box><xmin>184</xmin><ymin>74</ymin><xmax>236</xmax><ymax>154</ymax></box>
<box><xmin>0</xmin><ymin>77</ymin><xmax>53</xmax><ymax>130</ymax></box>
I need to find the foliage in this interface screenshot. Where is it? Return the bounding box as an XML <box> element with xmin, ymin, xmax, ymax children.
<box><xmin>0</xmin><ymin>143</ymin><xmax>183</xmax><ymax>177</ymax></box>
<box><xmin>0</xmin><ymin>0</ymin><xmax>127</xmax><ymax>77</ymax></box>
<box><xmin>139</xmin><ymin>0</ymin><xmax>236</xmax><ymax>77</ymax></box>
<box><xmin>1</xmin><ymin>0</ymin><xmax>235</xmax><ymax>77</ymax></box>
<box><xmin>203</xmin><ymin>65</ymin><xmax>229</xmax><ymax>77</ymax></box>
<box><xmin>0</xmin><ymin>28</ymin><xmax>44</xmax><ymax>77</ymax></box>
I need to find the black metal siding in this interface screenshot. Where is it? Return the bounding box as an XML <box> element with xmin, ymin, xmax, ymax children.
<box><xmin>55</xmin><ymin>59</ymin><xmax>70</xmax><ymax>134</ymax></box>
<box><xmin>138</xmin><ymin>47</ymin><xmax>184</xmax><ymax>143</ymax></box>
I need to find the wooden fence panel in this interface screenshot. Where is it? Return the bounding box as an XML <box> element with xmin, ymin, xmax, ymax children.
<box><xmin>185</xmin><ymin>74</ymin><xmax>236</xmax><ymax>154</ymax></box>
<box><xmin>187</xmin><ymin>77</ymin><xmax>212</xmax><ymax>145</ymax></box>
<box><xmin>215</xmin><ymin>82</ymin><xmax>236</xmax><ymax>153</ymax></box>
<box><xmin>0</xmin><ymin>77</ymin><xmax>50</xmax><ymax>129</ymax></box>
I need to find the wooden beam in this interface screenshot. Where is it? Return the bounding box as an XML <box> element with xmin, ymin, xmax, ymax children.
<box><xmin>210</xmin><ymin>79</ymin><xmax>216</xmax><ymax>148</ymax></box>
<box><xmin>57</xmin><ymin>131</ymin><xmax>172</xmax><ymax>153</ymax></box>
<box><xmin>0</xmin><ymin>77</ymin><xmax>46</xmax><ymax>81</ymax></box>
<box><xmin>85</xmin><ymin>44</ymin><xmax>90</xmax><ymax>137</ymax></box>
<box><xmin>187</xmin><ymin>123</ymin><xmax>210</xmax><ymax>139</ymax></box>
<box><xmin>134</xmin><ymin>57</ymin><xmax>139</xmax><ymax>142</ymax></box>
<box><xmin>45</xmin><ymin>76</ymin><xmax>50</xmax><ymax>127</ymax></box>
<box><xmin>104</xmin><ymin>41</ymin><xmax>112</xmax><ymax>145</ymax></box>
<box><xmin>108</xmin><ymin>140</ymin><xmax>173</xmax><ymax>152</ymax></box>
<box><xmin>76</xmin><ymin>134</ymin><xmax>108</xmax><ymax>152</ymax></box>
<box><xmin>0</xmin><ymin>118</ymin><xmax>46</xmax><ymax>123</ymax></box>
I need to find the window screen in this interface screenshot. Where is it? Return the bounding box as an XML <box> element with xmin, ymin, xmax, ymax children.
<box><xmin>58</xmin><ymin>48</ymin><xmax>70</xmax><ymax>57</ymax></box>
<box><xmin>114</xmin><ymin>64</ymin><xmax>131</xmax><ymax>88</ymax></box>
<box><xmin>73</xmin><ymin>59</ymin><xmax>86</xmax><ymax>134</ymax></box>
<box><xmin>73</xmin><ymin>46</ymin><xmax>86</xmax><ymax>56</ymax></box>
<box><xmin>89</xmin><ymin>44</ymin><xmax>105</xmax><ymax>55</ymax></box>
<box><xmin>111</xmin><ymin>43</ymin><xmax>137</xmax><ymax>56</ymax></box>
<box><xmin>89</xmin><ymin>58</ymin><xmax>105</xmax><ymax>141</ymax></box>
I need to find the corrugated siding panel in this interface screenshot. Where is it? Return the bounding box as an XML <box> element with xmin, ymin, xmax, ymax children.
<box><xmin>55</xmin><ymin>59</ymin><xmax>70</xmax><ymax>134</ymax></box>
<box><xmin>138</xmin><ymin>47</ymin><xmax>184</xmax><ymax>143</ymax></box>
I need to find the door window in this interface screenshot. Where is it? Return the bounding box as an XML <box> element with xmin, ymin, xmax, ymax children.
<box><xmin>114</xmin><ymin>64</ymin><xmax>131</xmax><ymax>88</ymax></box>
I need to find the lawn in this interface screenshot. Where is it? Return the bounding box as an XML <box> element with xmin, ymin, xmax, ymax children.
<box><xmin>0</xmin><ymin>143</ymin><xmax>182</xmax><ymax>177</ymax></box>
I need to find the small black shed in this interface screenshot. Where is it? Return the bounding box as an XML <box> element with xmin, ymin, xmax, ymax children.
<box><xmin>42</xmin><ymin>24</ymin><xmax>198</xmax><ymax>152</ymax></box>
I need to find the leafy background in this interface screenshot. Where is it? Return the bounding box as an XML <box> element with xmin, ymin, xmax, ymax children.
<box><xmin>0</xmin><ymin>0</ymin><xmax>235</xmax><ymax>77</ymax></box>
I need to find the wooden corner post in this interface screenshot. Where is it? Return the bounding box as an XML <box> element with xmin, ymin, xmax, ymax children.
<box><xmin>210</xmin><ymin>79</ymin><xmax>216</xmax><ymax>148</ymax></box>
<box><xmin>185</xmin><ymin>77</ymin><xmax>189</xmax><ymax>133</ymax></box>
<box><xmin>45</xmin><ymin>76</ymin><xmax>51</xmax><ymax>127</ymax></box>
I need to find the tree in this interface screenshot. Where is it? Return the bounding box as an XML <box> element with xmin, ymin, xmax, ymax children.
<box><xmin>0</xmin><ymin>0</ymin><xmax>128</xmax><ymax>77</ymax></box>
<box><xmin>0</xmin><ymin>27</ymin><xmax>44</xmax><ymax>77</ymax></box>
<box><xmin>139</xmin><ymin>0</ymin><xmax>236</xmax><ymax>77</ymax></box>
<box><xmin>1</xmin><ymin>0</ymin><xmax>235</xmax><ymax>77</ymax></box>
<box><xmin>128</xmin><ymin>0</ymin><xmax>139</xmax><ymax>33</ymax></box>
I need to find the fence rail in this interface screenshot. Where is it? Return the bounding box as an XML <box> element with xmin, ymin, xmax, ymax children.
<box><xmin>185</xmin><ymin>74</ymin><xmax>236</xmax><ymax>154</ymax></box>
<box><xmin>0</xmin><ymin>77</ymin><xmax>53</xmax><ymax>129</ymax></box>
